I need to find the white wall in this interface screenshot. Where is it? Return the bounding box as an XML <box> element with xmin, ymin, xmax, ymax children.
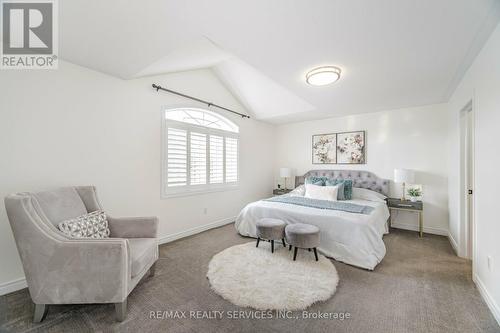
<box><xmin>0</xmin><ymin>61</ymin><xmax>275</xmax><ymax>293</ymax></box>
<box><xmin>448</xmin><ymin>22</ymin><xmax>500</xmax><ymax>323</ymax></box>
<box><xmin>274</xmin><ymin>104</ymin><xmax>449</xmax><ymax>235</ymax></box>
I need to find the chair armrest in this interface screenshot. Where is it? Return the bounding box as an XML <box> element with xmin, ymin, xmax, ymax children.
<box><xmin>31</xmin><ymin>238</ymin><xmax>130</xmax><ymax>304</ymax></box>
<box><xmin>108</xmin><ymin>216</ymin><xmax>158</xmax><ymax>238</ymax></box>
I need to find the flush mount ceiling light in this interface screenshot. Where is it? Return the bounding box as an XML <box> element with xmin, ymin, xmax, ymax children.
<box><xmin>306</xmin><ymin>66</ymin><xmax>341</xmax><ymax>86</ymax></box>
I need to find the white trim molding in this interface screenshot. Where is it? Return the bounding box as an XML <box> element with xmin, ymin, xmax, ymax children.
<box><xmin>474</xmin><ymin>274</ymin><xmax>500</xmax><ymax>326</ymax></box>
<box><xmin>0</xmin><ymin>277</ymin><xmax>27</xmax><ymax>296</ymax></box>
<box><xmin>391</xmin><ymin>223</ymin><xmax>448</xmax><ymax>236</ymax></box>
<box><xmin>159</xmin><ymin>216</ymin><xmax>235</xmax><ymax>245</ymax></box>
<box><xmin>448</xmin><ymin>232</ymin><xmax>459</xmax><ymax>254</ymax></box>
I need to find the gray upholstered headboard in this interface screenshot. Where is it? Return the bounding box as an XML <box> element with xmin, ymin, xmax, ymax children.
<box><xmin>295</xmin><ymin>170</ymin><xmax>390</xmax><ymax>196</ymax></box>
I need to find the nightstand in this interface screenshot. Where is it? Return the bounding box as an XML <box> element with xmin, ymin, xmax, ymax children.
<box><xmin>273</xmin><ymin>189</ymin><xmax>292</xmax><ymax>196</ymax></box>
<box><xmin>386</xmin><ymin>198</ymin><xmax>424</xmax><ymax>237</ymax></box>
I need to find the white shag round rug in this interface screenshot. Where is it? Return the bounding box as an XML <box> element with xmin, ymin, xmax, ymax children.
<box><xmin>207</xmin><ymin>242</ymin><xmax>339</xmax><ymax>310</ymax></box>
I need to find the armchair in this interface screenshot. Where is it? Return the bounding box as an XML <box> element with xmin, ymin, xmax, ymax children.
<box><xmin>4</xmin><ymin>186</ymin><xmax>159</xmax><ymax>322</ymax></box>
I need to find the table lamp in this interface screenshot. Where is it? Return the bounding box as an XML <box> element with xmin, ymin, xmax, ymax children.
<box><xmin>280</xmin><ymin>168</ymin><xmax>293</xmax><ymax>190</ymax></box>
<box><xmin>394</xmin><ymin>169</ymin><xmax>415</xmax><ymax>201</ymax></box>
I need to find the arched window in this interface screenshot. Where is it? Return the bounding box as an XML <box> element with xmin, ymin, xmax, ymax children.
<box><xmin>165</xmin><ymin>108</ymin><xmax>239</xmax><ymax>133</ymax></box>
<box><xmin>162</xmin><ymin>107</ymin><xmax>239</xmax><ymax>197</ymax></box>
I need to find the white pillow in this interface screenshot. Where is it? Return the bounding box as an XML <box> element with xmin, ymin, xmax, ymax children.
<box><xmin>289</xmin><ymin>184</ymin><xmax>305</xmax><ymax>197</ymax></box>
<box><xmin>305</xmin><ymin>184</ymin><xmax>339</xmax><ymax>201</ymax></box>
<box><xmin>351</xmin><ymin>187</ymin><xmax>387</xmax><ymax>202</ymax></box>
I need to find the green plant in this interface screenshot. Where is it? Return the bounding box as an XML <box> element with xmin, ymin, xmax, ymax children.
<box><xmin>407</xmin><ymin>188</ymin><xmax>422</xmax><ymax>197</ymax></box>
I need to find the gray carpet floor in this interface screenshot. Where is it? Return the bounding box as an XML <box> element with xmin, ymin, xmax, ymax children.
<box><xmin>0</xmin><ymin>224</ymin><xmax>499</xmax><ymax>333</ymax></box>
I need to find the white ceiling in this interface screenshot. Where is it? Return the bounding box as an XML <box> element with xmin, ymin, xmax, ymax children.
<box><xmin>59</xmin><ymin>0</ymin><xmax>500</xmax><ymax>123</ymax></box>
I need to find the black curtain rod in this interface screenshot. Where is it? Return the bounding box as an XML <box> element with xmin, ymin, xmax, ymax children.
<box><xmin>152</xmin><ymin>84</ymin><xmax>250</xmax><ymax>119</ymax></box>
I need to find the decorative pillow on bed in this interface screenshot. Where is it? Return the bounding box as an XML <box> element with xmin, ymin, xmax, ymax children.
<box><xmin>58</xmin><ymin>210</ymin><xmax>110</xmax><ymax>238</ymax></box>
<box><xmin>305</xmin><ymin>176</ymin><xmax>327</xmax><ymax>186</ymax></box>
<box><xmin>325</xmin><ymin>179</ymin><xmax>353</xmax><ymax>200</ymax></box>
<box><xmin>305</xmin><ymin>184</ymin><xmax>339</xmax><ymax>201</ymax></box>
<box><xmin>325</xmin><ymin>179</ymin><xmax>345</xmax><ymax>200</ymax></box>
<box><xmin>342</xmin><ymin>179</ymin><xmax>353</xmax><ymax>200</ymax></box>
<box><xmin>289</xmin><ymin>184</ymin><xmax>306</xmax><ymax>196</ymax></box>
<box><xmin>351</xmin><ymin>187</ymin><xmax>387</xmax><ymax>202</ymax></box>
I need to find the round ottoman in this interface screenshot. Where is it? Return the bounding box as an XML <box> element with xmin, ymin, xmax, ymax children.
<box><xmin>285</xmin><ymin>223</ymin><xmax>320</xmax><ymax>261</ymax></box>
<box><xmin>256</xmin><ymin>218</ymin><xmax>286</xmax><ymax>253</ymax></box>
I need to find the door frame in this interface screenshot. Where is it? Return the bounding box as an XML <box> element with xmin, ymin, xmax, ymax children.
<box><xmin>459</xmin><ymin>100</ymin><xmax>475</xmax><ymax>268</ymax></box>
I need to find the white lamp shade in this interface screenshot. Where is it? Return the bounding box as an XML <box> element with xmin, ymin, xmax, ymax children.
<box><xmin>280</xmin><ymin>167</ymin><xmax>292</xmax><ymax>178</ymax></box>
<box><xmin>394</xmin><ymin>169</ymin><xmax>415</xmax><ymax>183</ymax></box>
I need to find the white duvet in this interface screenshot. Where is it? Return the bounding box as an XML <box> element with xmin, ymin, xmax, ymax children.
<box><xmin>235</xmin><ymin>197</ymin><xmax>390</xmax><ymax>270</ymax></box>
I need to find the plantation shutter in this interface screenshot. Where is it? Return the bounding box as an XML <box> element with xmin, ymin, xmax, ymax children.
<box><xmin>209</xmin><ymin>135</ymin><xmax>224</xmax><ymax>184</ymax></box>
<box><xmin>166</xmin><ymin>128</ymin><xmax>187</xmax><ymax>187</ymax></box>
<box><xmin>163</xmin><ymin>109</ymin><xmax>240</xmax><ymax>197</ymax></box>
<box><xmin>190</xmin><ymin>132</ymin><xmax>207</xmax><ymax>185</ymax></box>
<box><xmin>225</xmin><ymin>137</ymin><xmax>238</xmax><ymax>183</ymax></box>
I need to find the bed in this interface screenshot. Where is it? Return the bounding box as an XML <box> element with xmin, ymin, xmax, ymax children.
<box><xmin>235</xmin><ymin>170</ymin><xmax>391</xmax><ymax>270</ymax></box>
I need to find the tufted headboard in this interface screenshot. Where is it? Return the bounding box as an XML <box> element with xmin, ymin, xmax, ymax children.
<box><xmin>295</xmin><ymin>170</ymin><xmax>390</xmax><ymax>196</ymax></box>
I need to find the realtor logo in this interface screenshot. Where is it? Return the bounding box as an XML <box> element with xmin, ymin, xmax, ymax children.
<box><xmin>1</xmin><ymin>0</ymin><xmax>58</xmax><ymax>69</ymax></box>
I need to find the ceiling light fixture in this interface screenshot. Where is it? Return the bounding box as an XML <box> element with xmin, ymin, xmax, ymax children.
<box><xmin>306</xmin><ymin>66</ymin><xmax>341</xmax><ymax>86</ymax></box>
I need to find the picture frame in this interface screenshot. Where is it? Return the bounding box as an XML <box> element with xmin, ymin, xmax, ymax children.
<box><xmin>336</xmin><ymin>130</ymin><xmax>366</xmax><ymax>164</ymax></box>
<box><xmin>312</xmin><ymin>133</ymin><xmax>337</xmax><ymax>164</ymax></box>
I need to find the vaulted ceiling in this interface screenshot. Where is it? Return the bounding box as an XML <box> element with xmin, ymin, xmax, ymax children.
<box><xmin>60</xmin><ymin>0</ymin><xmax>500</xmax><ymax>123</ymax></box>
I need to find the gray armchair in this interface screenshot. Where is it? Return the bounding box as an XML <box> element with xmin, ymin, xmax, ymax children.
<box><xmin>4</xmin><ymin>186</ymin><xmax>159</xmax><ymax>322</ymax></box>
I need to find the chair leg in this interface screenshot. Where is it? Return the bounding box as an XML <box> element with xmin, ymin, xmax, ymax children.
<box><xmin>256</xmin><ymin>237</ymin><xmax>260</xmax><ymax>248</ymax></box>
<box><xmin>115</xmin><ymin>298</ymin><xmax>127</xmax><ymax>322</ymax></box>
<box><xmin>289</xmin><ymin>244</ymin><xmax>292</xmax><ymax>251</ymax></box>
<box><xmin>313</xmin><ymin>248</ymin><xmax>319</xmax><ymax>261</ymax></box>
<box><xmin>271</xmin><ymin>239</ymin><xmax>274</xmax><ymax>253</ymax></box>
<box><xmin>282</xmin><ymin>238</ymin><xmax>286</xmax><ymax>247</ymax></box>
<box><xmin>33</xmin><ymin>304</ymin><xmax>48</xmax><ymax>323</ymax></box>
<box><xmin>149</xmin><ymin>262</ymin><xmax>156</xmax><ymax>277</ymax></box>
<box><xmin>293</xmin><ymin>247</ymin><xmax>298</xmax><ymax>261</ymax></box>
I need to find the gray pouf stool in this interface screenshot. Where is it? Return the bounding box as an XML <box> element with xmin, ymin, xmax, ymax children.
<box><xmin>256</xmin><ymin>218</ymin><xmax>287</xmax><ymax>253</ymax></box>
<box><xmin>285</xmin><ymin>223</ymin><xmax>320</xmax><ymax>261</ymax></box>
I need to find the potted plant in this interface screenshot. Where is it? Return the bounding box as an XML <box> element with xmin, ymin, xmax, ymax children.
<box><xmin>407</xmin><ymin>188</ymin><xmax>422</xmax><ymax>202</ymax></box>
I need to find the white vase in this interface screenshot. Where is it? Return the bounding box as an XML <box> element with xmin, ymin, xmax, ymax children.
<box><xmin>410</xmin><ymin>197</ymin><xmax>418</xmax><ymax>202</ymax></box>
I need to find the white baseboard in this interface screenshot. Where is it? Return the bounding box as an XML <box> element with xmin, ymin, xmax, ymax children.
<box><xmin>391</xmin><ymin>222</ymin><xmax>448</xmax><ymax>236</ymax></box>
<box><xmin>0</xmin><ymin>217</ymin><xmax>236</xmax><ymax>296</ymax></box>
<box><xmin>0</xmin><ymin>277</ymin><xmax>27</xmax><ymax>296</ymax></box>
<box><xmin>448</xmin><ymin>232</ymin><xmax>459</xmax><ymax>254</ymax></box>
<box><xmin>474</xmin><ymin>273</ymin><xmax>500</xmax><ymax>326</ymax></box>
<box><xmin>159</xmin><ymin>216</ymin><xmax>235</xmax><ymax>245</ymax></box>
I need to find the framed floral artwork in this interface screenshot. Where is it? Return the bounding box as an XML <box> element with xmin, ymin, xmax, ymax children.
<box><xmin>312</xmin><ymin>133</ymin><xmax>337</xmax><ymax>164</ymax></box>
<box><xmin>336</xmin><ymin>131</ymin><xmax>366</xmax><ymax>164</ymax></box>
